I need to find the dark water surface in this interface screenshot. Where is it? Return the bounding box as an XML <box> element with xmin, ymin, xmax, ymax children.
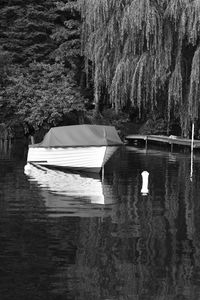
<box><xmin>1</xmin><ymin>140</ymin><xmax>200</xmax><ymax>300</ymax></box>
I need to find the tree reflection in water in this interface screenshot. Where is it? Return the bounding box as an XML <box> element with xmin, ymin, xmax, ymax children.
<box><xmin>1</xmin><ymin>143</ymin><xmax>200</xmax><ymax>299</ymax></box>
<box><xmin>66</xmin><ymin>148</ymin><xmax>200</xmax><ymax>300</ymax></box>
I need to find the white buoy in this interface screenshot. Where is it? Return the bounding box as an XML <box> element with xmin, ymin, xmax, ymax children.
<box><xmin>141</xmin><ymin>171</ymin><xmax>149</xmax><ymax>195</ymax></box>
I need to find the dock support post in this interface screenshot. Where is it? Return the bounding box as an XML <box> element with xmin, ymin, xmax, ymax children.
<box><xmin>170</xmin><ymin>143</ymin><xmax>173</xmax><ymax>152</ymax></box>
<box><xmin>30</xmin><ymin>136</ymin><xmax>35</xmax><ymax>145</ymax></box>
<box><xmin>145</xmin><ymin>136</ymin><xmax>148</xmax><ymax>150</ymax></box>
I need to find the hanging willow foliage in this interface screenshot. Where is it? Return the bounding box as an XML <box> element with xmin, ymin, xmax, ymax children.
<box><xmin>180</xmin><ymin>0</ymin><xmax>200</xmax><ymax>45</ymax></box>
<box><xmin>188</xmin><ymin>46</ymin><xmax>200</xmax><ymax>120</ymax></box>
<box><xmin>168</xmin><ymin>54</ymin><xmax>183</xmax><ymax>119</ymax></box>
<box><xmin>110</xmin><ymin>55</ymin><xmax>139</xmax><ymax>112</ymax></box>
<box><xmin>79</xmin><ymin>0</ymin><xmax>200</xmax><ymax>136</ymax></box>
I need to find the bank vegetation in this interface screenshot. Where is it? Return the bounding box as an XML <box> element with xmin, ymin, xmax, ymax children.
<box><xmin>1</xmin><ymin>0</ymin><xmax>200</xmax><ymax>138</ymax></box>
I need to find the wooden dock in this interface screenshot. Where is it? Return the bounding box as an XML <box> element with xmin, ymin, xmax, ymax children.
<box><xmin>125</xmin><ymin>134</ymin><xmax>200</xmax><ymax>150</ymax></box>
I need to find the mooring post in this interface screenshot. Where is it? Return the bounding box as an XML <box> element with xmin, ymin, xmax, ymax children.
<box><xmin>30</xmin><ymin>136</ymin><xmax>35</xmax><ymax>145</ymax></box>
<box><xmin>171</xmin><ymin>142</ymin><xmax>173</xmax><ymax>152</ymax></box>
<box><xmin>190</xmin><ymin>122</ymin><xmax>195</xmax><ymax>180</ymax></box>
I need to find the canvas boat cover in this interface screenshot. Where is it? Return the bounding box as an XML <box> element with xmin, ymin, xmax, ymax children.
<box><xmin>29</xmin><ymin>125</ymin><xmax>123</xmax><ymax>148</ymax></box>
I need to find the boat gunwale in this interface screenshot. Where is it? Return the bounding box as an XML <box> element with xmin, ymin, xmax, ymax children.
<box><xmin>28</xmin><ymin>144</ymin><xmax>123</xmax><ymax>148</ymax></box>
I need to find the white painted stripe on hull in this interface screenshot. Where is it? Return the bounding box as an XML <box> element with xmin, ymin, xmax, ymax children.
<box><xmin>27</xmin><ymin>146</ymin><xmax>117</xmax><ymax>171</ymax></box>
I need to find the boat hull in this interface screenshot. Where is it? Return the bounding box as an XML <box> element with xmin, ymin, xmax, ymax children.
<box><xmin>27</xmin><ymin>146</ymin><xmax>118</xmax><ymax>173</ymax></box>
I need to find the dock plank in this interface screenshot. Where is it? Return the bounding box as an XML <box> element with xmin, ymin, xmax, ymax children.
<box><xmin>125</xmin><ymin>134</ymin><xmax>200</xmax><ymax>149</ymax></box>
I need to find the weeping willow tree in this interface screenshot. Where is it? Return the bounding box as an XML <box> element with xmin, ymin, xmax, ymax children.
<box><xmin>79</xmin><ymin>0</ymin><xmax>200</xmax><ymax>136</ymax></box>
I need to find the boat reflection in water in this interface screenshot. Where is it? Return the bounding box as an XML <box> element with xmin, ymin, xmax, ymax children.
<box><xmin>24</xmin><ymin>163</ymin><xmax>116</xmax><ymax>218</ymax></box>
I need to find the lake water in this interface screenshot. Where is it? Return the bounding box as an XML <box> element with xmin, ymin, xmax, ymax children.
<box><xmin>1</xmin><ymin>140</ymin><xmax>200</xmax><ymax>300</ymax></box>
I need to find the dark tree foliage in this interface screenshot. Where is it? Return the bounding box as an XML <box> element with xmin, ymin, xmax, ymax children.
<box><xmin>0</xmin><ymin>48</ymin><xmax>12</xmax><ymax>88</ymax></box>
<box><xmin>0</xmin><ymin>0</ymin><xmax>57</xmax><ymax>64</ymax></box>
<box><xmin>51</xmin><ymin>1</ymin><xmax>81</xmax><ymax>65</ymax></box>
<box><xmin>0</xmin><ymin>0</ymin><xmax>88</xmax><ymax>134</ymax></box>
<box><xmin>51</xmin><ymin>0</ymin><xmax>93</xmax><ymax>100</ymax></box>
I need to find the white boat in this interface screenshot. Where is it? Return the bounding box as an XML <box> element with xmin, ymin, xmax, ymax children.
<box><xmin>24</xmin><ymin>163</ymin><xmax>117</xmax><ymax>217</ymax></box>
<box><xmin>27</xmin><ymin>125</ymin><xmax>123</xmax><ymax>173</ymax></box>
